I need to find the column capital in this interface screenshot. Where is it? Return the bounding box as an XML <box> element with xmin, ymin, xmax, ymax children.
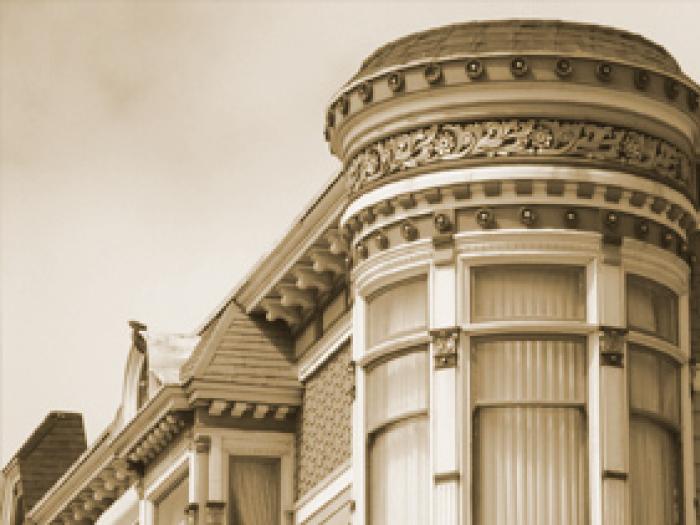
<box><xmin>430</xmin><ymin>327</ymin><xmax>460</xmax><ymax>369</ymax></box>
<box><xmin>194</xmin><ymin>434</ymin><xmax>211</xmax><ymax>454</ymax></box>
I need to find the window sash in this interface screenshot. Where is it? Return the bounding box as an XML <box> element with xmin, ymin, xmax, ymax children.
<box><xmin>366</xmin><ymin>277</ymin><xmax>427</xmax><ymax>347</ymax></box>
<box><xmin>369</xmin><ymin>416</ymin><xmax>429</xmax><ymax>525</ymax></box>
<box><xmin>229</xmin><ymin>456</ymin><xmax>281</xmax><ymax>525</ymax></box>
<box><xmin>471</xmin><ymin>336</ymin><xmax>588</xmax><ymax>525</ymax></box>
<box><xmin>629</xmin><ymin>416</ymin><xmax>682</xmax><ymax>525</ymax></box>
<box><xmin>471</xmin><ymin>265</ymin><xmax>586</xmax><ymax>323</ymax></box>
<box><xmin>629</xmin><ymin>345</ymin><xmax>680</xmax><ymax>427</ymax></box>
<box><xmin>366</xmin><ymin>347</ymin><xmax>429</xmax><ymax>432</ymax></box>
<box><xmin>626</xmin><ymin>274</ymin><xmax>679</xmax><ymax>344</ymax></box>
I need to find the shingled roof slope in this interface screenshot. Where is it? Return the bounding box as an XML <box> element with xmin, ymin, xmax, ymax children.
<box><xmin>182</xmin><ymin>301</ymin><xmax>300</xmax><ymax>400</ymax></box>
<box><xmin>352</xmin><ymin>19</ymin><xmax>681</xmax><ymax>84</ymax></box>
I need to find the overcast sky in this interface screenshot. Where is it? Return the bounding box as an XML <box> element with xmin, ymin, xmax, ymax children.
<box><xmin>2</xmin><ymin>0</ymin><xmax>700</xmax><ymax>464</ymax></box>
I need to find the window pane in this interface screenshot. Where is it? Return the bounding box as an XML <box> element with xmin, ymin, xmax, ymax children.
<box><xmin>475</xmin><ymin>407</ymin><xmax>588</xmax><ymax>525</ymax></box>
<box><xmin>473</xmin><ymin>337</ymin><xmax>586</xmax><ymax>403</ymax></box>
<box><xmin>630</xmin><ymin>417</ymin><xmax>681</xmax><ymax>525</ymax></box>
<box><xmin>471</xmin><ymin>265</ymin><xmax>585</xmax><ymax>322</ymax></box>
<box><xmin>366</xmin><ymin>348</ymin><xmax>428</xmax><ymax>431</ymax></box>
<box><xmin>472</xmin><ymin>337</ymin><xmax>588</xmax><ymax>524</ymax></box>
<box><xmin>367</xmin><ymin>278</ymin><xmax>427</xmax><ymax>347</ymax></box>
<box><xmin>155</xmin><ymin>474</ymin><xmax>188</xmax><ymax>525</ymax></box>
<box><xmin>369</xmin><ymin>417</ymin><xmax>429</xmax><ymax>525</ymax></box>
<box><xmin>229</xmin><ymin>457</ymin><xmax>281</xmax><ymax>525</ymax></box>
<box><xmin>629</xmin><ymin>346</ymin><xmax>680</xmax><ymax>425</ymax></box>
<box><xmin>627</xmin><ymin>274</ymin><xmax>678</xmax><ymax>344</ymax></box>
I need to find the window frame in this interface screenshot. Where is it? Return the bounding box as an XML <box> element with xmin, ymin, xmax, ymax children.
<box><xmin>362</xmin><ymin>273</ymin><xmax>431</xmax><ymax>525</ymax></box>
<box><xmin>220</xmin><ymin>431</ymin><xmax>295</xmax><ymax>525</ymax></box>
<box><xmin>464</xmin><ymin>261</ymin><xmax>593</xmax><ymax>525</ymax></box>
<box><xmin>625</xmin><ymin>272</ymin><xmax>685</xmax><ymax>525</ymax></box>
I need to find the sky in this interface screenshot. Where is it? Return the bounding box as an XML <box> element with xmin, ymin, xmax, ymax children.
<box><xmin>2</xmin><ymin>0</ymin><xmax>700</xmax><ymax>464</ymax></box>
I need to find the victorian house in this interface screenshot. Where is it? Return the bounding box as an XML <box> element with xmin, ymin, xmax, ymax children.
<box><xmin>3</xmin><ymin>19</ymin><xmax>700</xmax><ymax>525</ymax></box>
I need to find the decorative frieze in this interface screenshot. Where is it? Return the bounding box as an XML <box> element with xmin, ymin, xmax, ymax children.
<box><xmin>345</xmin><ymin>120</ymin><xmax>693</xmax><ymax>197</ymax></box>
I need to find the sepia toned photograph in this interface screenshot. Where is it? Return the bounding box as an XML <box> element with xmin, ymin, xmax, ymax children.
<box><xmin>1</xmin><ymin>1</ymin><xmax>700</xmax><ymax>524</ymax></box>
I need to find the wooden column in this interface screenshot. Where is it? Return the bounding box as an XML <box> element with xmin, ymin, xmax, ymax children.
<box><xmin>188</xmin><ymin>435</ymin><xmax>210</xmax><ymax>525</ymax></box>
<box><xmin>596</xmin><ymin>250</ymin><xmax>628</xmax><ymax>525</ymax></box>
<box><xmin>430</xmin><ymin>239</ymin><xmax>460</xmax><ymax>525</ymax></box>
<box><xmin>207</xmin><ymin>434</ymin><xmax>225</xmax><ymax>525</ymax></box>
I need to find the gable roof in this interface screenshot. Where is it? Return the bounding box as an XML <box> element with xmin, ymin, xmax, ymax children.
<box><xmin>182</xmin><ymin>300</ymin><xmax>301</xmax><ymax>406</ymax></box>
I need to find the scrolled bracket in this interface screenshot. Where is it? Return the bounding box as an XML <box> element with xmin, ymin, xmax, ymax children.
<box><xmin>431</xmin><ymin>328</ymin><xmax>460</xmax><ymax>369</ymax></box>
<box><xmin>599</xmin><ymin>326</ymin><xmax>628</xmax><ymax>367</ymax></box>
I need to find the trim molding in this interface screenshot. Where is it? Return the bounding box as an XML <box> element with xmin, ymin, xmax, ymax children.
<box><xmin>298</xmin><ymin>312</ymin><xmax>352</xmax><ymax>381</ymax></box>
<box><xmin>295</xmin><ymin>463</ymin><xmax>352</xmax><ymax>524</ymax></box>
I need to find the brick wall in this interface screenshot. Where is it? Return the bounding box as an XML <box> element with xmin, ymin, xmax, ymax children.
<box><xmin>296</xmin><ymin>344</ymin><xmax>353</xmax><ymax>499</ymax></box>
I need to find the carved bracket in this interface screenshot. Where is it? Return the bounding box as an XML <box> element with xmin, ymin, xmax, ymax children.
<box><xmin>599</xmin><ymin>326</ymin><xmax>628</xmax><ymax>367</ymax></box>
<box><xmin>431</xmin><ymin>328</ymin><xmax>460</xmax><ymax>369</ymax></box>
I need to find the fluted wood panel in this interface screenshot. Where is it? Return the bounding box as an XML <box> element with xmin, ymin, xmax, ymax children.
<box><xmin>367</xmin><ymin>278</ymin><xmax>427</xmax><ymax>347</ymax></box>
<box><xmin>369</xmin><ymin>417</ymin><xmax>429</xmax><ymax>525</ymax></box>
<box><xmin>471</xmin><ymin>265</ymin><xmax>585</xmax><ymax>322</ymax></box>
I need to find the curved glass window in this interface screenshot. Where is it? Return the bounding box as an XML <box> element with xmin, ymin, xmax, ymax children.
<box><xmin>367</xmin><ymin>348</ymin><xmax>429</xmax><ymax>525</ymax></box>
<box><xmin>627</xmin><ymin>274</ymin><xmax>678</xmax><ymax>344</ymax></box>
<box><xmin>367</xmin><ymin>277</ymin><xmax>427</xmax><ymax>347</ymax></box>
<box><xmin>629</xmin><ymin>345</ymin><xmax>681</xmax><ymax>525</ymax></box>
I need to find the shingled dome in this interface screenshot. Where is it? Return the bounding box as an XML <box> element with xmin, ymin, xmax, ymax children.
<box><xmin>352</xmin><ymin>19</ymin><xmax>681</xmax><ymax>83</ymax></box>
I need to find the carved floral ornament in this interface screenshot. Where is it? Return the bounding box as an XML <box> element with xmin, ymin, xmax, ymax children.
<box><xmin>344</xmin><ymin>120</ymin><xmax>693</xmax><ymax>197</ymax></box>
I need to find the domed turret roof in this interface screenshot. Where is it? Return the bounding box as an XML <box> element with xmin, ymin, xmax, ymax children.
<box><xmin>353</xmin><ymin>19</ymin><xmax>680</xmax><ymax>83</ymax></box>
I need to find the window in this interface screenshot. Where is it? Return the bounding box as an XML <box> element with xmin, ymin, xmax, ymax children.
<box><xmin>229</xmin><ymin>456</ymin><xmax>281</xmax><ymax>525</ymax></box>
<box><xmin>627</xmin><ymin>274</ymin><xmax>678</xmax><ymax>344</ymax></box>
<box><xmin>366</xmin><ymin>277</ymin><xmax>427</xmax><ymax>346</ymax></box>
<box><xmin>367</xmin><ymin>349</ymin><xmax>429</xmax><ymax>525</ymax></box>
<box><xmin>365</xmin><ymin>276</ymin><xmax>429</xmax><ymax>525</ymax></box>
<box><xmin>628</xmin><ymin>346</ymin><xmax>682</xmax><ymax>524</ymax></box>
<box><xmin>154</xmin><ymin>472</ymin><xmax>188</xmax><ymax>525</ymax></box>
<box><xmin>470</xmin><ymin>265</ymin><xmax>588</xmax><ymax>524</ymax></box>
<box><xmin>472</xmin><ymin>264</ymin><xmax>586</xmax><ymax>322</ymax></box>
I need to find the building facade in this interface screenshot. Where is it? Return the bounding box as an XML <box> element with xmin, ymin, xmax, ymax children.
<box><xmin>3</xmin><ymin>19</ymin><xmax>700</xmax><ymax>525</ymax></box>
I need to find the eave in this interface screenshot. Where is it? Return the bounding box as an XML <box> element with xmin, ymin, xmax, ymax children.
<box><xmin>196</xmin><ymin>170</ymin><xmax>350</xmax><ymax>334</ymax></box>
<box><xmin>27</xmin><ymin>386</ymin><xmax>191</xmax><ymax>525</ymax></box>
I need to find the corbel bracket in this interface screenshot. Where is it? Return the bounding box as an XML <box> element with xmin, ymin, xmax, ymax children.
<box><xmin>430</xmin><ymin>327</ymin><xmax>460</xmax><ymax>369</ymax></box>
<box><xmin>599</xmin><ymin>326</ymin><xmax>628</xmax><ymax>367</ymax></box>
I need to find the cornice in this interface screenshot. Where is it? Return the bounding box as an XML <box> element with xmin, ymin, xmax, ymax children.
<box><xmin>326</xmin><ymin>54</ymin><xmax>700</xmax><ymax>155</ymax></box>
<box><xmin>227</xmin><ymin>171</ymin><xmax>347</xmax><ymax>318</ymax></box>
<box><xmin>27</xmin><ymin>386</ymin><xmax>191</xmax><ymax>525</ymax></box>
